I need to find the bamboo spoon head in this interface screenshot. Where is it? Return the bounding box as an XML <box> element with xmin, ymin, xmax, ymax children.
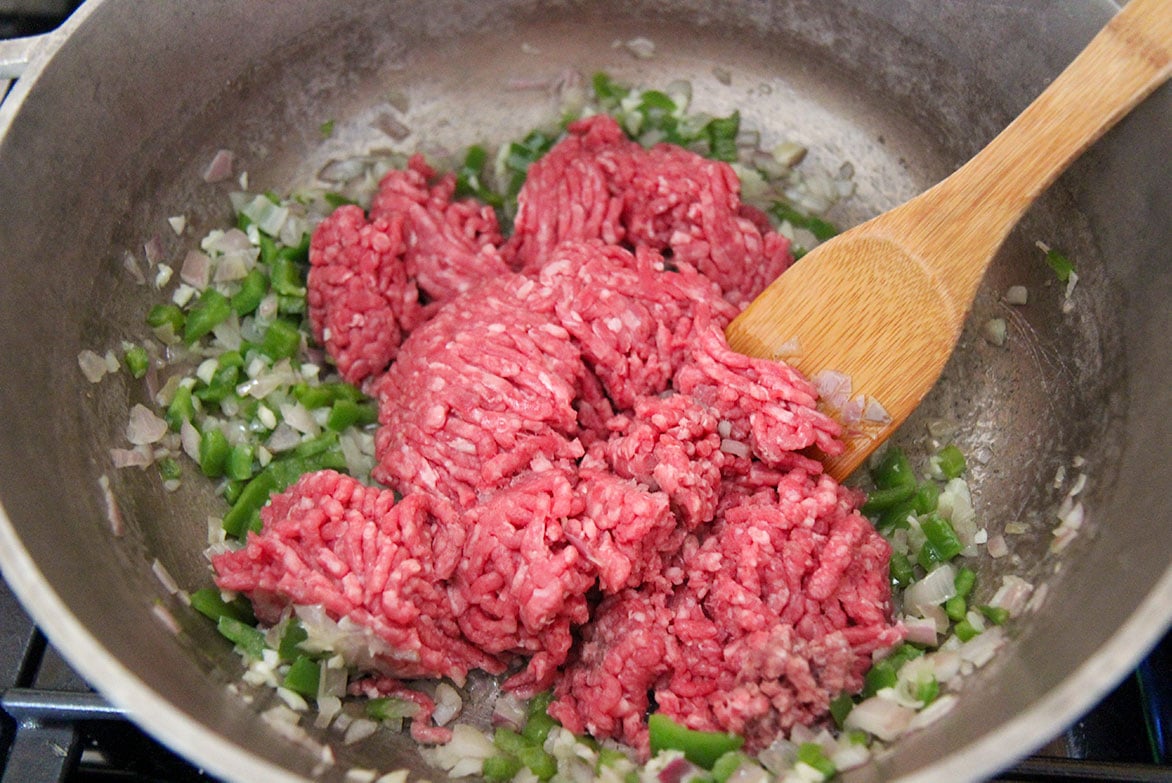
<box><xmin>726</xmin><ymin>229</ymin><xmax>970</xmax><ymax>481</ymax></box>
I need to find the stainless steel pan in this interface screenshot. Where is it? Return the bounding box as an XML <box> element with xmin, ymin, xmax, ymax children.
<box><xmin>0</xmin><ymin>1</ymin><xmax>1168</xmax><ymax>781</ymax></box>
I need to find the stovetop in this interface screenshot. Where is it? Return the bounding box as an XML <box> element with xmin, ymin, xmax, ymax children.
<box><xmin>1</xmin><ymin>2</ymin><xmax>1168</xmax><ymax>782</ymax></box>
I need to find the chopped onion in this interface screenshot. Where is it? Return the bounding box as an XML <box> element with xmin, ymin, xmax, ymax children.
<box><xmin>987</xmin><ymin>534</ymin><xmax>1009</xmax><ymax>558</ymax></box>
<box><xmin>905</xmin><ymin>694</ymin><xmax>958</xmax><ymax>733</ymax></box>
<box><xmin>844</xmin><ymin>695</ymin><xmax>914</xmax><ymax>742</ymax></box>
<box><xmin>203</xmin><ymin>149</ymin><xmax>235</xmax><ymax>183</ymax></box>
<box><xmin>491</xmin><ymin>692</ymin><xmax>528</xmax><ymax>730</ymax></box>
<box><xmin>988</xmin><ymin>575</ymin><xmax>1034</xmax><ymax>616</ymax></box>
<box><xmin>1004</xmin><ymin>285</ymin><xmax>1029</xmax><ymax>305</ymax></box>
<box><xmin>78</xmin><ymin>349</ymin><xmax>109</xmax><ymax>382</ymax></box>
<box><xmin>180</xmin><ymin>249</ymin><xmax>212</xmax><ymax>290</ymax></box>
<box><xmin>432</xmin><ymin>682</ymin><xmax>462</xmax><ymax>726</ymax></box>
<box><xmin>122</xmin><ymin>250</ymin><xmax>145</xmax><ymax>284</ymax></box>
<box><xmin>277</xmin><ymin>687</ymin><xmax>309</xmax><ymax>712</ymax></box>
<box><xmin>126</xmin><ymin>404</ymin><xmax>168</xmax><ymax>445</ymax></box>
<box><xmin>144</xmin><ymin>235</ymin><xmax>165</xmax><ymax>267</ymax></box>
<box><xmin>812</xmin><ymin>369</ymin><xmax>851</xmax><ymax>410</ymax></box>
<box><xmin>720</xmin><ymin>438</ymin><xmax>751</xmax><ymax>459</ymax></box>
<box><xmin>982</xmin><ymin>318</ymin><xmax>1007</xmax><ymax>346</ymax></box>
<box><xmin>343</xmin><ymin>718</ymin><xmax>379</xmax><ymax>745</ymax></box>
<box><xmin>168</xmin><ymin>215</ymin><xmax>186</xmax><ymax>235</ymax></box>
<box><xmin>901</xmin><ymin>616</ymin><xmax>939</xmax><ymax>647</ymax></box>
<box><xmin>280</xmin><ymin>402</ymin><xmax>320</xmax><ymax>436</ymax></box>
<box><xmin>904</xmin><ymin>563</ymin><xmax>956</xmax><ymax>609</ymax></box>
<box><xmin>959</xmin><ymin>626</ymin><xmax>1006</xmax><ymax>667</ymax></box>
<box><xmin>618</xmin><ymin>36</ymin><xmax>656</xmax><ymax>59</ymax></box>
<box><xmin>110</xmin><ymin>446</ymin><xmax>153</xmax><ymax>469</ymax></box>
<box><xmin>180</xmin><ymin>420</ymin><xmax>201</xmax><ymax>461</ymax></box>
<box><xmin>423</xmin><ymin>724</ymin><xmax>497</xmax><ymax>777</ymax></box>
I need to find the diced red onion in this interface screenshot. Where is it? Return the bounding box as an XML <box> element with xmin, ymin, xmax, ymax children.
<box><xmin>658</xmin><ymin>756</ymin><xmax>695</xmax><ymax>783</ymax></box>
<box><xmin>987</xmin><ymin>534</ymin><xmax>1009</xmax><ymax>558</ymax></box>
<box><xmin>180</xmin><ymin>249</ymin><xmax>212</xmax><ymax>290</ymax></box>
<box><xmin>203</xmin><ymin>149</ymin><xmax>235</xmax><ymax>183</ymax></box>
<box><xmin>110</xmin><ymin>446</ymin><xmax>153</xmax><ymax>469</ymax></box>
<box><xmin>144</xmin><ymin>235</ymin><xmax>165</xmax><ymax>267</ymax></box>
<box><xmin>126</xmin><ymin>404</ymin><xmax>168</xmax><ymax>445</ymax></box>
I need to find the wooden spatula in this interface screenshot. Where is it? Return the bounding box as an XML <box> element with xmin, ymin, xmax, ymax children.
<box><xmin>726</xmin><ymin>0</ymin><xmax>1171</xmax><ymax>481</ymax></box>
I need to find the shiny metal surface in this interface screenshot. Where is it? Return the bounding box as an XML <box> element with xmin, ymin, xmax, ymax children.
<box><xmin>0</xmin><ymin>2</ymin><xmax>1168</xmax><ymax>782</ymax></box>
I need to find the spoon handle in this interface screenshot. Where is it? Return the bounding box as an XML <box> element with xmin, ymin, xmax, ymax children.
<box><xmin>904</xmin><ymin>0</ymin><xmax>1172</xmax><ymax>307</ymax></box>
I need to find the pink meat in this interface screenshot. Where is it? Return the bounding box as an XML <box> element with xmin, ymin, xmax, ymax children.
<box><xmin>370</xmin><ymin>274</ymin><xmax>586</xmax><ymax>508</ymax></box>
<box><xmin>506</xmin><ymin>115</ymin><xmax>793</xmax><ymax>305</ymax></box>
<box><xmin>583</xmin><ymin>393</ymin><xmax>725</xmax><ymax>530</ymax></box>
<box><xmin>553</xmin><ymin>469</ymin><xmax>903</xmax><ymax>757</ymax></box>
<box><xmin>539</xmin><ymin>240</ymin><xmax>738</xmax><ymax>410</ymax></box>
<box><xmin>307</xmin><ymin>205</ymin><xmax>421</xmax><ymax>387</ymax></box>
<box><xmin>211</xmin><ymin>470</ymin><xmax>507</xmax><ymax>682</ymax></box>
<box><xmin>219</xmin><ymin>115</ymin><xmax>905</xmax><ymax>755</ymax></box>
<box><xmin>673</xmin><ymin>323</ymin><xmax>844</xmax><ymax>461</ymax></box>
<box><xmin>370</xmin><ymin>154</ymin><xmax>510</xmax><ymax>304</ymax></box>
<box><xmin>450</xmin><ymin>469</ymin><xmax>594</xmax><ymax>695</ymax></box>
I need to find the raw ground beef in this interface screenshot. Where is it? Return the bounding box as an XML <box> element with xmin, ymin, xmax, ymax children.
<box><xmin>213</xmin><ymin>113</ymin><xmax>903</xmax><ymax>755</ymax></box>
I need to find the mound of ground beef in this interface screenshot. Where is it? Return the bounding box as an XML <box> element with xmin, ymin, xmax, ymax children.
<box><xmin>212</xmin><ymin>113</ymin><xmax>903</xmax><ymax>756</ymax></box>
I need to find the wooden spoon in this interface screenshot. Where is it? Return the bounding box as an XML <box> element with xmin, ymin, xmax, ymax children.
<box><xmin>726</xmin><ymin>0</ymin><xmax>1172</xmax><ymax>481</ymax></box>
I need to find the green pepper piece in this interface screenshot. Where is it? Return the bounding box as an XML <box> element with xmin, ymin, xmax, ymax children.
<box><xmin>146</xmin><ymin>303</ymin><xmax>185</xmax><ymax>334</ymax></box>
<box><xmin>217</xmin><ymin>615</ymin><xmax>266</xmax><ymax>659</ymax></box>
<box><xmin>937</xmin><ymin>444</ymin><xmax>967</xmax><ymax>479</ymax></box>
<box><xmin>261</xmin><ymin>318</ymin><xmax>301</xmax><ymax>360</ymax></box>
<box><xmin>157</xmin><ymin>457</ymin><xmax>182</xmax><ymax>483</ymax></box>
<box><xmin>123</xmin><ymin>344</ymin><xmax>150</xmax><ymax>379</ymax></box>
<box><xmin>231</xmin><ymin>268</ymin><xmax>269</xmax><ymax>316</ymax></box>
<box><xmin>270</xmin><ymin>255</ymin><xmax>306</xmax><ymax>297</ymax></box>
<box><xmin>944</xmin><ymin>595</ymin><xmax>968</xmax><ymax>622</ymax></box>
<box><xmin>861</xmin><ymin>482</ymin><xmax>917</xmax><ymax>515</ymax></box>
<box><xmin>870</xmin><ymin>446</ymin><xmax>916</xmax><ymax>490</ymax></box>
<box><xmin>198</xmin><ymin>428</ymin><xmax>230</xmax><ymax>478</ymax></box>
<box><xmin>522</xmin><ymin>709</ymin><xmax>557</xmax><ymax>746</ymax></box>
<box><xmin>911</xmin><ymin>482</ymin><xmax>941</xmax><ymax>514</ymax></box>
<box><xmin>278</xmin><ymin>618</ymin><xmax>308</xmax><ymax>661</ymax></box>
<box><xmin>711</xmin><ymin>751</ymin><xmax>755</xmax><ymax>783</ymax></box>
<box><xmin>326</xmin><ymin>399</ymin><xmax>378</xmax><ymax>431</ymax></box>
<box><xmin>920</xmin><ymin>514</ymin><xmax>964</xmax><ymax>563</ymax></box>
<box><xmin>482</xmin><ymin>755</ymin><xmax>524</xmax><ymax>782</ymax></box>
<box><xmin>647</xmin><ymin>713</ymin><xmax>744</xmax><ymax>769</ymax></box>
<box><xmin>828</xmin><ymin>692</ymin><xmax>854</xmax><ymax>729</ymax></box>
<box><xmin>704</xmin><ymin>112</ymin><xmax>740</xmax><ymax>162</ymax></box>
<box><xmin>954</xmin><ymin>567</ymin><xmax>977</xmax><ymax>598</ymax></box>
<box><xmin>277</xmin><ymin>233</ymin><xmax>311</xmax><ymax>266</ymax></box>
<box><xmin>282</xmin><ymin>656</ymin><xmax>320</xmax><ymax>698</ymax></box>
<box><xmin>184</xmin><ymin>288</ymin><xmax>232</xmax><ymax>344</ymax></box>
<box><xmin>226</xmin><ymin>443</ymin><xmax>255</xmax><ymax>481</ymax></box>
<box><xmin>796</xmin><ymin>742</ymin><xmax>836</xmax><ymax>779</ymax></box>
<box><xmin>190</xmin><ymin>587</ymin><xmax>256</xmax><ymax>625</ymax></box>
<box><xmin>978</xmin><ymin>605</ymin><xmax>1010</xmax><ymax>626</ymax></box>
<box><xmin>889</xmin><ymin>551</ymin><xmax>915</xmax><ymax>589</ymax></box>
<box><xmin>165</xmin><ymin>385</ymin><xmax>195</xmax><ymax>431</ymax></box>
<box><xmin>954</xmin><ymin>618</ymin><xmax>981</xmax><ymax>642</ymax></box>
<box><xmin>767</xmin><ymin>202</ymin><xmax>840</xmax><ymax>242</ymax></box>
